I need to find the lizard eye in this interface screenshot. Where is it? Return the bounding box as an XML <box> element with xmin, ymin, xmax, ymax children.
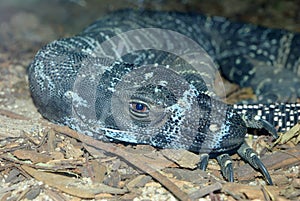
<box><xmin>129</xmin><ymin>101</ymin><xmax>150</xmax><ymax>118</ymax></box>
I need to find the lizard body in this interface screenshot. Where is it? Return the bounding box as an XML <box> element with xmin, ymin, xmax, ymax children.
<box><xmin>28</xmin><ymin>9</ymin><xmax>300</xmax><ymax>184</ymax></box>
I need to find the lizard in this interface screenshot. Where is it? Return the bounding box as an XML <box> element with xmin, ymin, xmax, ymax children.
<box><xmin>28</xmin><ymin>9</ymin><xmax>300</xmax><ymax>185</ymax></box>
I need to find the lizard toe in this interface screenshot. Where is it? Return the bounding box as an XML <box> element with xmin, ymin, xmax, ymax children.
<box><xmin>217</xmin><ymin>153</ymin><xmax>234</xmax><ymax>182</ymax></box>
<box><xmin>237</xmin><ymin>143</ymin><xmax>273</xmax><ymax>185</ymax></box>
<box><xmin>198</xmin><ymin>153</ymin><xmax>209</xmax><ymax>171</ymax></box>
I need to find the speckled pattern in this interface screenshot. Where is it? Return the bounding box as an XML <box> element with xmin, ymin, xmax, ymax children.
<box><xmin>28</xmin><ymin>9</ymin><xmax>300</xmax><ymax>184</ymax></box>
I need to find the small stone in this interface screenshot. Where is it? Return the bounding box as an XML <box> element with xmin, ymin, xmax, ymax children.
<box><xmin>292</xmin><ymin>178</ymin><xmax>300</xmax><ymax>189</ymax></box>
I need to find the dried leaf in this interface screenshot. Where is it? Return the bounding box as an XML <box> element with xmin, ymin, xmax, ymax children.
<box><xmin>90</xmin><ymin>160</ymin><xmax>106</xmax><ymax>183</ymax></box>
<box><xmin>21</xmin><ymin>165</ymin><xmax>127</xmax><ymax>198</ymax></box>
<box><xmin>274</xmin><ymin>123</ymin><xmax>300</xmax><ymax>146</ymax></box>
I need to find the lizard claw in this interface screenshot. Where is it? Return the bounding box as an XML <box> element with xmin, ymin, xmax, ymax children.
<box><xmin>258</xmin><ymin>118</ymin><xmax>278</xmax><ymax>139</ymax></box>
<box><xmin>198</xmin><ymin>153</ymin><xmax>209</xmax><ymax>171</ymax></box>
<box><xmin>242</xmin><ymin>111</ymin><xmax>278</xmax><ymax>139</ymax></box>
<box><xmin>237</xmin><ymin>143</ymin><xmax>273</xmax><ymax>185</ymax></box>
<box><xmin>252</xmin><ymin>154</ymin><xmax>273</xmax><ymax>185</ymax></box>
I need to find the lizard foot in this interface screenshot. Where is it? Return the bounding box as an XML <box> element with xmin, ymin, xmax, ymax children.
<box><xmin>237</xmin><ymin>143</ymin><xmax>273</xmax><ymax>185</ymax></box>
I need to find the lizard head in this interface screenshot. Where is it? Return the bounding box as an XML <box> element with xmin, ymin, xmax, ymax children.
<box><xmin>71</xmin><ymin>59</ymin><xmax>241</xmax><ymax>153</ymax></box>
<box><xmin>69</xmin><ymin>28</ymin><xmax>240</xmax><ymax>152</ymax></box>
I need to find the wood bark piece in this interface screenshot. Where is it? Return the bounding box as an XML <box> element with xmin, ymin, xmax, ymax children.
<box><xmin>13</xmin><ymin>150</ymin><xmax>52</xmax><ymax>164</ymax></box>
<box><xmin>189</xmin><ymin>182</ymin><xmax>223</xmax><ymax>199</ymax></box>
<box><xmin>0</xmin><ymin>108</ymin><xmax>193</xmax><ymax>200</ymax></box>
<box><xmin>161</xmin><ymin>149</ymin><xmax>200</xmax><ymax>169</ymax></box>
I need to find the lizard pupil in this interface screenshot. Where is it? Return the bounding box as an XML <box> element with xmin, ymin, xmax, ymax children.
<box><xmin>135</xmin><ymin>103</ymin><xmax>145</xmax><ymax>111</ymax></box>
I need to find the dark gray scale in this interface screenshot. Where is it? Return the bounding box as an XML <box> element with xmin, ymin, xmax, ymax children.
<box><xmin>28</xmin><ymin>9</ymin><xmax>300</xmax><ymax>185</ymax></box>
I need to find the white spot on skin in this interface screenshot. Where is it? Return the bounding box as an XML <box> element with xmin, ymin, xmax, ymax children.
<box><xmin>154</xmin><ymin>87</ymin><xmax>161</xmax><ymax>93</ymax></box>
<box><xmin>257</xmin><ymin>110</ymin><xmax>262</xmax><ymax>116</ymax></box>
<box><xmin>254</xmin><ymin>115</ymin><xmax>260</xmax><ymax>121</ymax></box>
<box><xmin>209</xmin><ymin>124</ymin><xmax>219</xmax><ymax>132</ymax></box>
<box><xmin>107</xmin><ymin>87</ymin><xmax>116</xmax><ymax>92</ymax></box>
<box><xmin>158</xmin><ymin>80</ymin><xmax>168</xmax><ymax>86</ymax></box>
<box><xmin>64</xmin><ymin>91</ymin><xmax>88</xmax><ymax>107</ymax></box>
<box><xmin>256</xmin><ymin>49</ymin><xmax>263</xmax><ymax>54</ymax></box>
<box><xmin>144</xmin><ymin>72</ymin><xmax>153</xmax><ymax>80</ymax></box>
<box><xmin>224</xmin><ymin>159</ymin><xmax>232</xmax><ymax>167</ymax></box>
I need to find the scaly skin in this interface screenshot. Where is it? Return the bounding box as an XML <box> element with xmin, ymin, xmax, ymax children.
<box><xmin>28</xmin><ymin>9</ymin><xmax>300</xmax><ymax>184</ymax></box>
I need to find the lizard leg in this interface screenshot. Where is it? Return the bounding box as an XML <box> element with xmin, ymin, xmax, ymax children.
<box><xmin>237</xmin><ymin>143</ymin><xmax>273</xmax><ymax>185</ymax></box>
<box><xmin>216</xmin><ymin>153</ymin><xmax>234</xmax><ymax>182</ymax></box>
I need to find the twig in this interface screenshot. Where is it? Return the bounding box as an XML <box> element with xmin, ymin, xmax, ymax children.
<box><xmin>0</xmin><ymin>109</ymin><xmax>30</xmax><ymax>120</ymax></box>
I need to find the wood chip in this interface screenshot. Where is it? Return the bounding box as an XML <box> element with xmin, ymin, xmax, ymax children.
<box><xmin>189</xmin><ymin>182</ymin><xmax>223</xmax><ymax>199</ymax></box>
<box><xmin>126</xmin><ymin>175</ymin><xmax>152</xmax><ymax>190</ymax></box>
<box><xmin>13</xmin><ymin>150</ymin><xmax>52</xmax><ymax>164</ymax></box>
<box><xmin>90</xmin><ymin>160</ymin><xmax>106</xmax><ymax>183</ymax></box>
<box><xmin>161</xmin><ymin>149</ymin><xmax>200</xmax><ymax>169</ymax></box>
